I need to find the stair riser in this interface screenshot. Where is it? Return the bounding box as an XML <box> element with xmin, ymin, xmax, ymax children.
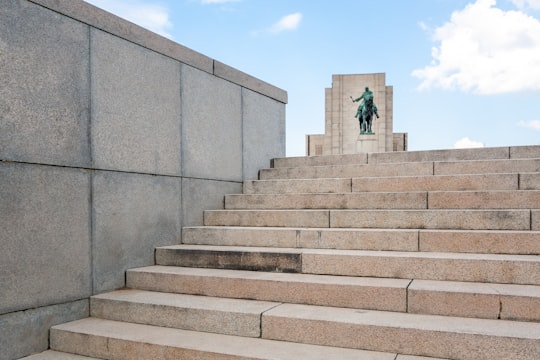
<box><xmin>126</xmin><ymin>269</ymin><xmax>409</xmax><ymax>312</ymax></box>
<box><xmin>244</xmin><ymin>178</ymin><xmax>352</xmax><ymax>194</ymax></box>
<box><xmin>354</xmin><ymin>174</ymin><xmax>520</xmax><ymax>192</ymax></box>
<box><xmin>262</xmin><ymin>159</ymin><xmax>540</xmax><ymax>180</ymax></box>
<box><xmin>50</xmin><ymin>319</ymin><xmax>395</xmax><ymax>360</ymax></box>
<box><xmin>90</xmin><ymin>295</ymin><xmax>276</xmax><ymax>338</ymax></box>
<box><xmin>244</xmin><ymin>174</ymin><xmax>540</xmax><ymax>194</ymax></box>
<box><xmin>205</xmin><ymin>210</ymin><xmax>536</xmax><ymax>230</ymax></box>
<box><xmin>182</xmin><ymin>227</ymin><xmax>419</xmax><ymax>252</ymax></box>
<box><xmin>156</xmin><ymin>248</ymin><xmax>302</xmax><ymax>272</ymax></box>
<box><xmin>408</xmin><ymin>286</ymin><xmax>540</xmax><ymax>322</ymax></box>
<box><xmin>260</xmin><ymin>162</ymin><xmax>434</xmax><ymax>180</ymax></box>
<box><xmin>302</xmin><ymin>253</ymin><xmax>540</xmax><ymax>285</ymax></box>
<box><xmin>272</xmin><ymin>146</ymin><xmax>540</xmax><ymax>168</ymax></box>
<box><xmin>435</xmin><ymin>159</ymin><xmax>540</xmax><ymax>176</ymax></box>
<box><xmin>183</xmin><ymin>227</ymin><xmax>540</xmax><ymax>255</ymax></box>
<box><xmin>225</xmin><ymin>191</ymin><xmax>540</xmax><ymax>210</ymax></box>
<box><xmin>226</xmin><ymin>193</ymin><xmax>428</xmax><ymax>210</ymax></box>
<box><xmin>262</xmin><ymin>309</ymin><xmax>540</xmax><ymax>360</ymax></box>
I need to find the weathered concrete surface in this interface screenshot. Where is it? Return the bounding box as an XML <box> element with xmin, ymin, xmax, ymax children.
<box><xmin>91</xmin><ymin>28</ymin><xmax>181</xmax><ymax>175</ymax></box>
<box><xmin>91</xmin><ymin>289</ymin><xmax>279</xmax><ymax>337</ymax></box>
<box><xmin>262</xmin><ymin>303</ymin><xmax>540</xmax><ymax>360</ymax></box>
<box><xmin>92</xmin><ymin>171</ymin><xmax>181</xmax><ymax>293</ymax></box>
<box><xmin>0</xmin><ymin>163</ymin><xmax>91</xmax><ymax>314</ymax></box>
<box><xmin>51</xmin><ymin>318</ymin><xmax>392</xmax><ymax>360</ymax></box>
<box><xmin>127</xmin><ymin>266</ymin><xmax>409</xmax><ymax>311</ymax></box>
<box><xmin>242</xmin><ymin>88</ymin><xmax>286</xmax><ymax>180</ymax></box>
<box><xmin>181</xmin><ymin>65</ymin><xmax>242</xmax><ymax>181</ymax></box>
<box><xmin>0</xmin><ymin>300</ymin><xmax>88</xmax><ymax>360</ymax></box>
<box><xmin>181</xmin><ymin>178</ymin><xmax>242</xmax><ymax>227</ymax></box>
<box><xmin>0</xmin><ymin>0</ymin><xmax>90</xmax><ymax>167</ymax></box>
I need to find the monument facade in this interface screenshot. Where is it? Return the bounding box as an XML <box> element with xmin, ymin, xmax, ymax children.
<box><xmin>306</xmin><ymin>73</ymin><xmax>407</xmax><ymax>155</ymax></box>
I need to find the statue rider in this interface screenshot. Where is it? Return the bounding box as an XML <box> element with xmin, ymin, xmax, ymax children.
<box><xmin>353</xmin><ymin>86</ymin><xmax>379</xmax><ymax>120</ymax></box>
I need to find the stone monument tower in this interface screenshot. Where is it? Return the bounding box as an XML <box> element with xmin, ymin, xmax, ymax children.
<box><xmin>306</xmin><ymin>73</ymin><xmax>407</xmax><ymax>155</ymax></box>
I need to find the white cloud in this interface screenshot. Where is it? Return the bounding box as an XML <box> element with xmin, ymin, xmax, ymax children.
<box><xmin>84</xmin><ymin>0</ymin><xmax>173</xmax><ymax>39</ymax></box>
<box><xmin>454</xmin><ymin>137</ymin><xmax>485</xmax><ymax>148</ymax></box>
<box><xmin>412</xmin><ymin>0</ymin><xmax>540</xmax><ymax>94</ymax></box>
<box><xmin>518</xmin><ymin>120</ymin><xmax>540</xmax><ymax>129</ymax></box>
<box><xmin>269</xmin><ymin>12</ymin><xmax>303</xmax><ymax>33</ymax></box>
<box><xmin>511</xmin><ymin>0</ymin><xmax>540</xmax><ymax>10</ymax></box>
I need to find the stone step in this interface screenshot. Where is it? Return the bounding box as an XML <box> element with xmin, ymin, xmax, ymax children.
<box><xmin>153</xmin><ymin>246</ymin><xmax>540</xmax><ymax>285</ymax></box>
<box><xmin>262</xmin><ymin>303</ymin><xmax>540</xmax><ymax>360</ymax></box>
<box><xmin>127</xmin><ymin>266</ymin><xmax>540</xmax><ymax>321</ymax></box>
<box><xmin>19</xmin><ymin>351</ymin><xmax>101</xmax><ymax>360</ymax></box>
<box><xmin>260</xmin><ymin>158</ymin><xmax>540</xmax><ymax>180</ymax></box>
<box><xmin>408</xmin><ymin>280</ymin><xmax>540</xmax><ymax>322</ymax></box>
<box><xmin>244</xmin><ymin>173</ymin><xmax>527</xmax><ymax>194</ymax></box>
<box><xmin>182</xmin><ymin>226</ymin><xmax>540</xmax><ymax>254</ymax></box>
<box><xmin>204</xmin><ymin>209</ymin><xmax>538</xmax><ymax>230</ymax></box>
<box><xmin>50</xmin><ymin>318</ymin><xmax>401</xmax><ymax>360</ymax></box>
<box><xmin>271</xmin><ymin>145</ymin><xmax>540</xmax><ymax>168</ymax></box>
<box><xmin>127</xmin><ymin>266</ymin><xmax>410</xmax><ymax>311</ymax></box>
<box><xmin>90</xmin><ymin>289</ymin><xmax>279</xmax><ymax>337</ymax></box>
<box><xmin>224</xmin><ymin>190</ymin><xmax>540</xmax><ymax>210</ymax></box>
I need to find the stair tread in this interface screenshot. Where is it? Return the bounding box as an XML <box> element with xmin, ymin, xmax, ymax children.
<box><xmin>19</xmin><ymin>351</ymin><xmax>101</xmax><ymax>360</ymax></box>
<box><xmin>51</xmin><ymin>317</ymin><xmax>399</xmax><ymax>360</ymax></box>
<box><xmin>264</xmin><ymin>303</ymin><xmax>540</xmax><ymax>338</ymax></box>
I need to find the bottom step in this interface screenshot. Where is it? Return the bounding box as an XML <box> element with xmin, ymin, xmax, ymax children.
<box><xmin>20</xmin><ymin>351</ymin><xmax>100</xmax><ymax>359</ymax></box>
<box><xmin>50</xmin><ymin>318</ymin><xmax>423</xmax><ymax>360</ymax></box>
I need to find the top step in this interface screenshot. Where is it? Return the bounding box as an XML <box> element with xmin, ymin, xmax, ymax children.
<box><xmin>272</xmin><ymin>145</ymin><xmax>540</xmax><ymax>168</ymax></box>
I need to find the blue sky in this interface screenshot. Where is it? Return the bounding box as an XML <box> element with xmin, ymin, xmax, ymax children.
<box><xmin>85</xmin><ymin>0</ymin><xmax>540</xmax><ymax>156</ymax></box>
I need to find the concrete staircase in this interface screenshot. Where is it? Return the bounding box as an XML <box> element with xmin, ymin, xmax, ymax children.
<box><xmin>27</xmin><ymin>146</ymin><xmax>540</xmax><ymax>360</ymax></box>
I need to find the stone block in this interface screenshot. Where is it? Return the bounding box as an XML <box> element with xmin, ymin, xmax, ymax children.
<box><xmin>260</xmin><ymin>162</ymin><xmax>433</xmax><ymax>180</ymax></box>
<box><xmin>243</xmin><ymin>178</ymin><xmax>352</xmax><ymax>194</ymax></box>
<box><xmin>225</xmin><ymin>192</ymin><xmax>427</xmax><ymax>210</ymax></box>
<box><xmin>520</xmin><ymin>173</ymin><xmax>540</xmax><ymax>190</ymax></box>
<box><xmin>181</xmin><ymin>178</ymin><xmax>241</xmax><ymax>227</ymax></box>
<box><xmin>0</xmin><ymin>300</ymin><xmax>88</xmax><ymax>360</ymax></box>
<box><xmin>155</xmin><ymin>245</ymin><xmax>302</xmax><ymax>272</ymax></box>
<box><xmin>435</xmin><ymin>159</ymin><xmax>540</xmax><ymax>175</ymax></box>
<box><xmin>92</xmin><ymin>171</ymin><xmax>181</xmax><ymax>293</ymax></box>
<box><xmin>91</xmin><ymin>289</ymin><xmax>278</xmax><ymax>337</ymax></box>
<box><xmin>419</xmin><ymin>230</ymin><xmax>540</xmax><ymax>255</ymax></box>
<box><xmin>510</xmin><ymin>145</ymin><xmax>540</xmax><ymax>159</ymax></box>
<box><xmin>428</xmin><ymin>190</ymin><xmax>540</xmax><ymax>209</ymax></box>
<box><xmin>0</xmin><ymin>0</ymin><xmax>90</xmax><ymax>167</ymax></box>
<box><xmin>0</xmin><ymin>163</ymin><xmax>91</xmax><ymax>314</ymax></box>
<box><xmin>272</xmin><ymin>154</ymin><xmax>368</xmax><ymax>168</ymax></box>
<box><xmin>533</xmin><ymin>210</ymin><xmax>540</xmax><ymax>231</ymax></box>
<box><xmin>301</xmin><ymin>249</ymin><xmax>540</xmax><ymax>284</ymax></box>
<box><xmin>261</xmin><ymin>303</ymin><xmax>540</xmax><ymax>360</ymax></box>
<box><xmin>51</xmin><ymin>318</ymin><xmax>388</xmax><ymax>360</ymax></box>
<box><xmin>28</xmin><ymin>0</ymin><xmax>214</xmax><ymax>74</ymax></box>
<box><xmin>330</xmin><ymin>209</ymin><xmax>530</xmax><ymax>230</ymax></box>
<box><xmin>214</xmin><ymin>61</ymin><xmax>287</xmax><ymax>104</ymax></box>
<box><xmin>242</xmin><ymin>88</ymin><xmax>285</xmax><ymax>180</ymax></box>
<box><xmin>181</xmin><ymin>65</ymin><xmax>243</xmax><ymax>181</ymax></box>
<box><xmin>182</xmin><ymin>226</ymin><xmax>299</xmax><ymax>248</ymax></box>
<box><xmin>354</xmin><ymin>174</ymin><xmax>518</xmax><ymax>192</ymax></box>
<box><xmin>369</xmin><ymin>147</ymin><xmax>509</xmax><ymax>164</ymax></box>
<box><xmin>91</xmin><ymin>29</ymin><xmax>181</xmax><ymax>175</ymax></box>
<box><xmin>204</xmin><ymin>209</ymin><xmax>330</xmax><ymax>227</ymax></box>
<box><xmin>20</xmin><ymin>350</ymin><xmax>101</xmax><ymax>360</ymax></box>
<box><xmin>126</xmin><ymin>266</ymin><xmax>408</xmax><ymax>311</ymax></box>
<box><xmin>300</xmin><ymin>229</ymin><xmax>419</xmax><ymax>251</ymax></box>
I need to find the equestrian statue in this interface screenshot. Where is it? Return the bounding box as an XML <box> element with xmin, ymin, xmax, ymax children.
<box><xmin>352</xmin><ymin>87</ymin><xmax>379</xmax><ymax>134</ymax></box>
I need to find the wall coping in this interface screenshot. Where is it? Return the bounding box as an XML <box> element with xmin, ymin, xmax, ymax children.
<box><xmin>28</xmin><ymin>0</ymin><xmax>288</xmax><ymax>104</ymax></box>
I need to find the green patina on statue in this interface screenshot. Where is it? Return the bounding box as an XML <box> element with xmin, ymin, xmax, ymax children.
<box><xmin>352</xmin><ymin>87</ymin><xmax>379</xmax><ymax>134</ymax></box>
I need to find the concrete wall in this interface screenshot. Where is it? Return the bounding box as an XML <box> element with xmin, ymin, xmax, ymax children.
<box><xmin>0</xmin><ymin>1</ymin><xmax>286</xmax><ymax>359</ymax></box>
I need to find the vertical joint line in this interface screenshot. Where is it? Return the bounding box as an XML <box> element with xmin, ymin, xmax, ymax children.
<box><xmin>405</xmin><ymin>279</ymin><xmax>413</xmax><ymax>313</ymax></box>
